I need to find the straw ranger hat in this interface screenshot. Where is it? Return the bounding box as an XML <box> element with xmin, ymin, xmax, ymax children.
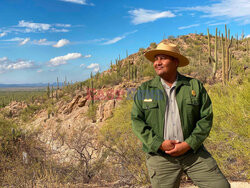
<box><xmin>144</xmin><ymin>42</ymin><xmax>189</xmax><ymax>67</ymax></box>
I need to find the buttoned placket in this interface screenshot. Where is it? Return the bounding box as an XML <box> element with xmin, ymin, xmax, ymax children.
<box><xmin>161</xmin><ymin>75</ymin><xmax>184</xmax><ymax>142</ymax></box>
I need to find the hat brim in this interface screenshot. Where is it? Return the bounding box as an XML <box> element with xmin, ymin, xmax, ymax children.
<box><xmin>144</xmin><ymin>49</ymin><xmax>189</xmax><ymax>67</ymax></box>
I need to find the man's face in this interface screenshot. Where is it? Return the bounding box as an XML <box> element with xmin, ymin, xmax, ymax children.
<box><xmin>153</xmin><ymin>54</ymin><xmax>178</xmax><ymax>77</ymax></box>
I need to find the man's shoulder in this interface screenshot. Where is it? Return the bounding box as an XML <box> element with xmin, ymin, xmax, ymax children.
<box><xmin>137</xmin><ymin>76</ymin><xmax>159</xmax><ymax>89</ymax></box>
<box><xmin>179</xmin><ymin>73</ymin><xmax>203</xmax><ymax>86</ymax></box>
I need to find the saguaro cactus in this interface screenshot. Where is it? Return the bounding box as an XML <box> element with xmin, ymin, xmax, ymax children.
<box><xmin>110</xmin><ymin>60</ymin><xmax>113</xmax><ymax>71</ymax></box>
<box><xmin>128</xmin><ymin>60</ymin><xmax>131</xmax><ymax>80</ymax></box>
<box><xmin>90</xmin><ymin>72</ymin><xmax>94</xmax><ymax>106</ymax></box>
<box><xmin>116</xmin><ymin>58</ymin><xmax>121</xmax><ymax>79</ymax></box>
<box><xmin>47</xmin><ymin>83</ymin><xmax>50</xmax><ymax>98</ymax></box>
<box><xmin>221</xmin><ymin>34</ymin><xmax>225</xmax><ymax>85</ymax></box>
<box><xmin>207</xmin><ymin>28</ymin><xmax>212</xmax><ymax>64</ymax></box>
<box><xmin>236</xmin><ymin>33</ymin><xmax>239</xmax><ymax>50</ymax></box>
<box><xmin>207</xmin><ymin>28</ymin><xmax>218</xmax><ymax>78</ymax></box>
<box><xmin>51</xmin><ymin>85</ymin><xmax>54</xmax><ymax>99</ymax></box>
<box><xmin>225</xmin><ymin>25</ymin><xmax>233</xmax><ymax>82</ymax></box>
<box><xmin>57</xmin><ymin>77</ymin><xmax>59</xmax><ymax>90</ymax></box>
<box><xmin>241</xmin><ymin>30</ymin><xmax>245</xmax><ymax>40</ymax></box>
<box><xmin>134</xmin><ymin>65</ymin><xmax>137</xmax><ymax>81</ymax></box>
<box><xmin>212</xmin><ymin>28</ymin><xmax>218</xmax><ymax>78</ymax></box>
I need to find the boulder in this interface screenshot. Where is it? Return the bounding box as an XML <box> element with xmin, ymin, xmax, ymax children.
<box><xmin>63</xmin><ymin>95</ymin><xmax>81</xmax><ymax>114</ymax></box>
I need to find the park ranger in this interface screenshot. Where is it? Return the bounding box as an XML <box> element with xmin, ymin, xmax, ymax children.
<box><xmin>131</xmin><ymin>42</ymin><xmax>230</xmax><ymax>188</ymax></box>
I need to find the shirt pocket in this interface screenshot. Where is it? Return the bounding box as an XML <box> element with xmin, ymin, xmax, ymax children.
<box><xmin>185</xmin><ymin>97</ymin><xmax>199</xmax><ymax>105</ymax></box>
<box><xmin>142</xmin><ymin>101</ymin><xmax>158</xmax><ymax>110</ymax></box>
<box><xmin>185</xmin><ymin>97</ymin><xmax>200</xmax><ymax>116</ymax></box>
<box><xmin>142</xmin><ymin>102</ymin><xmax>159</xmax><ymax>127</ymax></box>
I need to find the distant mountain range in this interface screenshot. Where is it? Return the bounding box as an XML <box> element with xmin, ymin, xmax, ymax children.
<box><xmin>0</xmin><ymin>82</ymin><xmax>63</xmax><ymax>88</ymax></box>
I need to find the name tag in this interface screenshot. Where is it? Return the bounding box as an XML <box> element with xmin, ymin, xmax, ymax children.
<box><xmin>144</xmin><ymin>99</ymin><xmax>153</xmax><ymax>102</ymax></box>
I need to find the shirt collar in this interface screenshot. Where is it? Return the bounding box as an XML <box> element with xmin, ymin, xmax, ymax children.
<box><xmin>160</xmin><ymin>73</ymin><xmax>178</xmax><ymax>89</ymax></box>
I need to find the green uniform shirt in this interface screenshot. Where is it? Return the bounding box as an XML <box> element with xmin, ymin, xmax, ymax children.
<box><xmin>131</xmin><ymin>72</ymin><xmax>213</xmax><ymax>154</ymax></box>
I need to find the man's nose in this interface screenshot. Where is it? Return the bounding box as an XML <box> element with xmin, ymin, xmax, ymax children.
<box><xmin>155</xmin><ymin>58</ymin><xmax>163</xmax><ymax>65</ymax></box>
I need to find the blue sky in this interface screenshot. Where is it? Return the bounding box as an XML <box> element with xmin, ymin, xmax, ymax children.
<box><xmin>0</xmin><ymin>0</ymin><xmax>249</xmax><ymax>84</ymax></box>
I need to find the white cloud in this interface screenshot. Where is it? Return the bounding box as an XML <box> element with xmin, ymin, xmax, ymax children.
<box><xmin>128</xmin><ymin>8</ymin><xmax>175</xmax><ymax>25</ymax></box>
<box><xmin>87</xmin><ymin>63</ymin><xmax>100</xmax><ymax>73</ymax></box>
<box><xmin>102</xmin><ymin>36</ymin><xmax>126</xmax><ymax>45</ymax></box>
<box><xmin>18</xmin><ymin>20</ymin><xmax>51</xmax><ymax>31</ymax></box>
<box><xmin>1</xmin><ymin>20</ymin><xmax>71</xmax><ymax>34</ymax></box>
<box><xmin>33</xmin><ymin>38</ymin><xmax>54</xmax><ymax>46</ymax></box>
<box><xmin>51</xmin><ymin>28</ymin><xmax>69</xmax><ymax>32</ymax></box>
<box><xmin>3</xmin><ymin>37</ymin><xmax>24</xmax><ymax>42</ymax></box>
<box><xmin>60</xmin><ymin>0</ymin><xmax>86</xmax><ymax>4</ymax></box>
<box><xmin>19</xmin><ymin>38</ymin><xmax>30</xmax><ymax>45</ymax></box>
<box><xmin>178</xmin><ymin>24</ymin><xmax>200</xmax><ymax>30</ymax></box>
<box><xmin>101</xmin><ymin>30</ymin><xmax>138</xmax><ymax>45</ymax></box>
<box><xmin>8</xmin><ymin>61</ymin><xmax>33</xmax><ymax>69</ymax></box>
<box><xmin>3</xmin><ymin>38</ymin><xmax>55</xmax><ymax>46</ymax></box>
<box><xmin>246</xmin><ymin>34</ymin><xmax>250</xmax><ymax>38</ymax></box>
<box><xmin>84</xmin><ymin>54</ymin><xmax>91</xmax><ymax>58</ymax></box>
<box><xmin>183</xmin><ymin>0</ymin><xmax>250</xmax><ymax>24</ymax></box>
<box><xmin>0</xmin><ymin>32</ymin><xmax>7</xmax><ymax>37</ymax></box>
<box><xmin>0</xmin><ymin>57</ymin><xmax>35</xmax><ymax>73</ymax></box>
<box><xmin>80</xmin><ymin>38</ymin><xmax>107</xmax><ymax>44</ymax></box>
<box><xmin>53</xmin><ymin>39</ymin><xmax>70</xmax><ymax>48</ymax></box>
<box><xmin>80</xmin><ymin>64</ymin><xmax>85</xmax><ymax>67</ymax></box>
<box><xmin>0</xmin><ymin>57</ymin><xmax>8</xmax><ymax>61</ymax></box>
<box><xmin>38</xmin><ymin>39</ymin><xmax>47</xmax><ymax>43</ymax></box>
<box><xmin>60</xmin><ymin>0</ymin><xmax>94</xmax><ymax>5</ymax></box>
<box><xmin>55</xmin><ymin>23</ymin><xmax>71</xmax><ymax>27</ymax></box>
<box><xmin>207</xmin><ymin>22</ymin><xmax>227</xmax><ymax>26</ymax></box>
<box><xmin>48</xmin><ymin>53</ymin><xmax>82</xmax><ymax>66</ymax></box>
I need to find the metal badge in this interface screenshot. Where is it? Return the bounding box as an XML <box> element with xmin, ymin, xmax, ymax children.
<box><xmin>192</xmin><ymin>90</ymin><xmax>196</xmax><ymax>97</ymax></box>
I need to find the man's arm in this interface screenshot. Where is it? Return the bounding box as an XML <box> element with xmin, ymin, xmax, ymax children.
<box><xmin>131</xmin><ymin>87</ymin><xmax>164</xmax><ymax>153</ymax></box>
<box><xmin>184</xmin><ymin>82</ymin><xmax>213</xmax><ymax>152</ymax></box>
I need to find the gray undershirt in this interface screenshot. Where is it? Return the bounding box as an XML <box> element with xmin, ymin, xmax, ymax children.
<box><xmin>161</xmin><ymin>75</ymin><xmax>184</xmax><ymax>142</ymax></box>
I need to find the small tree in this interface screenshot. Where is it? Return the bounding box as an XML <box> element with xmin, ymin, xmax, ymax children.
<box><xmin>64</xmin><ymin>124</ymin><xmax>99</xmax><ymax>183</ymax></box>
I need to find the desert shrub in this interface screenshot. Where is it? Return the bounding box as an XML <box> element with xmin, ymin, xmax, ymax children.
<box><xmin>20</xmin><ymin>104</ymin><xmax>43</xmax><ymax>122</ymax></box>
<box><xmin>94</xmin><ymin>72</ymin><xmax>122</xmax><ymax>88</ymax></box>
<box><xmin>168</xmin><ymin>35</ymin><xmax>175</xmax><ymax>39</ymax></box>
<box><xmin>86</xmin><ymin>103</ymin><xmax>98</xmax><ymax>121</ymax></box>
<box><xmin>0</xmin><ymin>118</ymin><xmax>86</xmax><ymax>187</ymax></box>
<box><xmin>178</xmin><ymin>65</ymin><xmax>196</xmax><ymax>75</ymax></box>
<box><xmin>98</xmin><ymin>99</ymin><xmax>149</xmax><ymax>186</ymax></box>
<box><xmin>61</xmin><ymin>95</ymin><xmax>71</xmax><ymax>103</ymax></box>
<box><xmin>142</xmin><ymin>62</ymin><xmax>156</xmax><ymax>78</ymax></box>
<box><xmin>204</xmin><ymin>74</ymin><xmax>250</xmax><ymax>180</ymax></box>
<box><xmin>150</xmin><ymin>42</ymin><xmax>157</xmax><ymax>49</ymax></box>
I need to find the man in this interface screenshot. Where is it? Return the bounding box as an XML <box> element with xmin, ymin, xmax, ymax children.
<box><xmin>131</xmin><ymin>42</ymin><xmax>230</xmax><ymax>188</ymax></box>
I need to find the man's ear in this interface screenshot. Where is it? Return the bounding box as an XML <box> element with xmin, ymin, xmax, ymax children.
<box><xmin>175</xmin><ymin>59</ymin><xmax>179</xmax><ymax>67</ymax></box>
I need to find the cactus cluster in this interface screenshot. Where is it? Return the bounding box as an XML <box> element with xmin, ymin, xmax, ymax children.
<box><xmin>207</xmin><ymin>24</ymin><xmax>235</xmax><ymax>85</ymax></box>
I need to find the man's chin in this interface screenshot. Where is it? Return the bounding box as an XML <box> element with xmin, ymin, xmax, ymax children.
<box><xmin>156</xmin><ymin>71</ymin><xmax>167</xmax><ymax>77</ymax></box>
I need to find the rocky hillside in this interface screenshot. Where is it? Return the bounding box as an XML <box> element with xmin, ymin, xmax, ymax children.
<box><xmin>0</xmin><ymin>33</ymin><xmax>249</xmax><ymax>187</ymax></box>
